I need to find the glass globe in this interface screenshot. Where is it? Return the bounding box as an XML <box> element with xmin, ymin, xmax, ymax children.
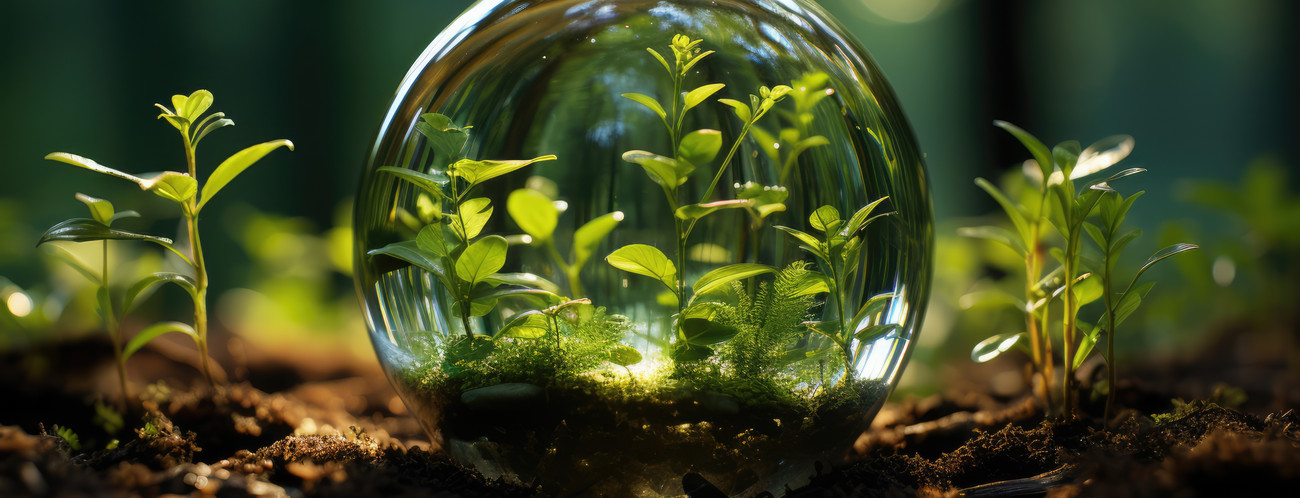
<box><xmin>354</xmin><ymin>0</ymin><xmax>932</xmax><ymax>494</ymax></box>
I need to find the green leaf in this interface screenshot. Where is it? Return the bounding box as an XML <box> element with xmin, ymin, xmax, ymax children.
<box><xmin>809</xmin><ymin>205</ymin><xmax>841</xmax><ymax>233</ymax></box>
<box><xmin>680</xmin><ymin>318</ymin><xmax>740</xmax><ymax>345</ymax></box>
<box><xmin>805</xmin><ymin>321</ymin><xmax>842</xmax><ymax>343</ymax></box>
<box><xmin>496</xmin><ymin>311</ymin><xmax>551</xmax><ymax>339</ymax></box>
<box><xmin>774</xmin><ymin>225</ymin><xmax>824</xmax><ymax>256</ymax></box>
<box><xmin>376</xmin><ymin>166</ymin><xmax>450</xmax><ymax>202</ymax></box>
<box><xmin>681</xmin><ymin>49</ymin><xmax>714</xmax><ymax>73</ymax></box>
<box><xmin>675</xmin><ymin>199</ymin><xmax>751</xmax><ymax>220</ymax></box>
<box><xmin>646</xmin><ymin>47</ymin><xmax>672</xmax><ymax>75</ymax></box>
<box><xmin>415</xmin><ymin>113</ymin><xmax>470</xmax><ymax>169</ymax></box>
<box><xmin>622</xmin><ymin>93</ymin><xmax>667</xmax><ymax>121</ymax></box>
<box><xmin>416</xmin><ymin>224</ymin><xmax>452</xmax><ymax>257</ymax></box>
<box><xmin>1073</xmin><ymin>324</ymin><xmax>1100</xmax><ymax>370</ymax></box>
<box><xmin>482</xmin><ymin>272</ymin><xmax>562</xmax><ymax>294</ymax></box>
<box><xmin>1053</xmin><ymin>140</ymin><xmax>1081</xmax><ymax>180</ymax></box>
<box><xmin>75</xmin><ymin>193</ymin><xmax>115</xmax><ymax>225</ymax></box>
<box><xmin>839</xmin><ymin>197</ymin><xmax>891</xmax><ymax>238</ymax></box>
<box><xmin>572</xmin><ymin>211</ymin><xmax>623</xmax><ymax>268</ymax></box>
<box><xmin>179</xmin><ymin>90</ymin><xmax>213</xmax><ymax>121</ymax></box>
<box><xmin>45</xmin><ymin>152</ymin><xmax>148</xmax><ymax>185</ymax></box>
<box><xmin>1133</xmin><ymin>243</ymin><xmax>1199</xmax><ymax>282</ymax></box>
<box><xmin>38</xmin><ymin>218</ymin><xmax>174</xmax><ymax>247</ymax></box>
<box><xmin>450</xmin><ymin>197</ymin><xmax>493</xmax><ymax>240</ymax></box>
<box><xmin>856</xmin><ymin>324</ymin><xmax>899</xmax><ymax>342</ymax></box>
<box><xmin>788</xmin><ymin>271</ymin><xmax>830</xmax><ymax>296</ymax></box>
<box><xmin>507</xmin><ymin>189</ymin><xmax>558</xmax><ymax>242</ymax></box>
<box><xmin>450</xmin><ymin>155</ymin><xmax>557</xmax><ymax>188</ymax></box>
<box><xmin>1112</xmin><ymin>281</ymin><xmax>1156</xmax><ymax>327</ymax></box>
<box><xmin>124</xmin><ymin>272</ymin><xmax>197</xmax><ymax>313</ymax></box>
<box><xmin>455</xmin><ymin>235</ymin><xmax>509</xmax><ymax>286</ymax></box>
<box><xmin>608</xmin><ymin>345</ymin><xmax>643</xmax><ymax>367</ymax></box>
<box><xmin>1071</xmin><ymin>273</ymin><xmax>1104</xmax><ymax>311</ymax></box>
<box><xmin>717</xmin><ymin>98</ymin><xmax>752</xmax><ymax>123</ymax></box>
<box><xmin>605</xmin><ymin>244</ymin><xmax>676</xmax><ymax>291</ymax></box>
<box><xmin>692</xmin><ymin>263</ymin><xmax>774</xmax><ymax>296</ymax></box>
<box><xmin>678</xmin><ymin>129</ymin><xmax>722</xmax><ymax>166</ymax></box>
<box><xmin>975</xmin><ymin>177</ymin><xmax>1032</xmax><ymax>248</ymax></box>
<box><xmin>683</xmin><ymin>83</ymin><xmax>725</xmax><ymax>112</ymax></box>
<box><xmin>1075</xmin><ymin>135</ymin><xmax>1135</xmax><ymax>178</ymax></box>
<box><xmin>40</xmin><ymin>245</ymin><xmax>101</xmax><ymax>285</ymax></box>
<box><xmin>109</xmin><ymin>211</ymin><xmax>141</xmax><ymax>224</ymax></box>
<box><xmin>993</xmin><ymin>121</ymin><xmax>1054</xmax><ymax>181</ymax></box>
<box><xmin>1083</xmin><ymin>222</ymin><xmax>1106</xmax><ymax>252</ymax></box>
<box><xmin>190</xmin><ymin>112</ymin><xmax>232</xmax><ymax>146</ymax></box>
<box><xmin>1110</xmin><ymin>228</ymin><xmax>1142</xmax><ymax>260</ymax></box>
<box><xmin>971</xmin><ymin>332</ymin><xmax>1027</xmax><ymax>363</ymax></box>
<box><xmin>958</xmin><ymin>225</ymin><xmax>1027</xmax><ymax>255</ymax></box>
<box><xmin>852</xmin><ymin>292</ymin><xmax>895</xmax><ymax>331</ymax></box>
<box><xmin>140</xmin><ymin>171</ymin><xmax>198</xmax><ymax>205</ymax></box>
<box><xmin>197</xmin><ymin>139</ymin><xmax>294</xmax><ymax>212</ymax></box>
<box><xmin>368</xmin><ymin>240</ymin><xmax>449</xmax><ymax>282</ymax></box>
<box><xmin>622</xmin><ymin>150</ymin><xmax>683</xmax><ymax>191</ymax></box>
<box><xmin>671</xmin><ymin>343</ymin><xmax>714</xmax><ymax>362</ymax></box>
<box><xmin>122</xmin><ymin>321</ymin><xmax>198</xmax><ymax>362</ymax></box>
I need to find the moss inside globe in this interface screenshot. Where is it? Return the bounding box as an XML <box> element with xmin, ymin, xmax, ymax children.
<box><xmin>354</xmin><ymin>0</ymin><xmax>932</xmax><ymax>494</ymax></box>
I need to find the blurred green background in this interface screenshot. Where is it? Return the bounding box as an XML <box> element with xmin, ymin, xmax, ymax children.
<box><xmin>2</xmin><ymin>0</ymin><xmax>1296</xmax><ymax>393</ymax></box>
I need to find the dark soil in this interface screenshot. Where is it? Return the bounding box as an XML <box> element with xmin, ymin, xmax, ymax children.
<box><xmin>2</xmin><ymin>328</ymin><xmax>1297</xmax><ymax>497</ymax></box>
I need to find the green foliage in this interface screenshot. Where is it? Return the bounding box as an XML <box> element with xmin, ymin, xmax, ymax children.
<box><xmin>776</xmin><ymin>200</ymin><xmax>896</xmax><ymax>383</ymax></box>
<box><xmin>429</xmin><ymin>306</ymin><xmax>635</xmax><ymax>391</ymax></box>
<box><xmin>93</xmin><ymin>401</ymin><xmax>124</xmax><ymax>435</ymax></box>
<box><xmin>506</xmin><ymin>186</ymin><xmax>622</xmax><ymax>297</ymax></box>
<box><xmin>52</xmin><ymin>424</ymin><xmax>81</xmax><ymax>451</ymax></box>
<box><xmin>41</xmin><ymin>89</ymin><xmax>293</xmax><ymax>389</ymax></box>
<box><xmin>713</xmin><ymin>263</ymin><xmax>819</xmax><ymax>378</ymax></box>
<box><xmin>966</xmin><ymin>121</ymin><xmax>1196</xmax><ymax>419</ymax></box>
<box><xmin>371</xmin><ymin>113</ymin><xmax>562</xmax><ymax>337</ymax></box>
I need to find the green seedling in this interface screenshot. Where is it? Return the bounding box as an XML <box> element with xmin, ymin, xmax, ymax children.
<box><xmin>505</xmin><ymin>187</ymin><xmax>622</xmax><ymax>298</ymax></box>
<box><xmin>43</xmin><ymin>90</ymin><xmax>293</xmax><ymax>386</ymax></box>
<box><xmin>776</xmin><ymin>201</ymin><xmax>896</xmax><ymax>383</ymax></box>
<box><xmin>369</xmin><ymin>113</ymin><xmax>562</xmax><ymax>337</ymax></box>
<box><xmin>52</xmin><ymin>424</ymin><xmax>82</xmax><ymax>451</ymax></box>
<box><xmin>965</xmin><ymin>121</ymin><xmax>1195</xmax><ymax>418</ymax></box>
<box><xmin>613</xmin><ymin>33</ymin><xmax>791</xmax><ymax>312</ymax></box>
<box><xmin>1083</xmin><ymin>190</ymin><xmax>1197</xmax><ymax>423</ymax></box>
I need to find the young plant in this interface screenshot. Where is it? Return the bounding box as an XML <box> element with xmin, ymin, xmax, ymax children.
<box><xmin>506</xmin><ymin>187</ymin><xmax>623</xmax><ymax>298</ymax></box>
<box><xmin>38</xmin><ymin>193</ymin><xmax>173</xmax><ymax>407</ymax></box>
<box><xmin>1083</xmin><ymin>190</ymin><xmax>1197</xmax><ymax>423</ymax></box>
<box><xmin>966</xmin><ymin>121</ymin><xmax>1194</xmax><ymax>417</ymax></box>
<box><xmin>368</xmin><ymin>113</ymin><xmax>561</xmax><ymax>337</ymax></box>
<box><xmin>613</xmin><ymin>33</ymin><xmax>791</xmax><ymax>311</ymax></box>
<box><xmin>43</xmin><ymin>90</ymin><xmax>293</xmax><ymax>386</ymax></box>
<box><xmin>775</xmin><ymin>201</ymin><xmax>896</xmax><ymax>383</ymax></box>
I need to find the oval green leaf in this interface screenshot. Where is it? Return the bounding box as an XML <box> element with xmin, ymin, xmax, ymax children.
<box><xmin>455</xmin><ymin>235</ymin><xmax>508</xmax><ymax>286</ymax></box>
<box><xmin>971</xmin><ymin>332</ymin><xmax>1027</xmax><ymax>363</ymax></box>
<box><xmin>75</xmin><ymin>193</ymin><xmax>115</xmax><ymax>225</ymax></box>
<box><xmin>45</xmin><ymin>152</ymin><xmax>148</xmax><ymax>186</ymax></box>
<box><xmin>450</xmin><ymin>155</ymin><xmax>557</xmax><ymax>188</ymax></box>
<box><xmin>142</xmin><ymin>171</ymin><xmax>198</xmax><ymax>205</ymax></box>
<box><xmin>683</xmin><ymin>83</ymin><xmax>725</xmax><ymax>112</ymax></box>
<box><xmin>38</xmin><ymin>219</ymin><xmax>174</xmax><ymax>247</ymax></box>
<box><xmin>680</xmin><ymin>318</ymin><xmax>739</xmax><ymax>346</ymax></box>
<box><xmin>678</xmin><ymin>129</ymin><xmax>722</xmax><ymax>166</ymax></box>
<box><xmin>809</xmin><ymin>205</ymin><xmax>841</xmax><ymax>233</ymax></box>
<box><xmin>451</xmin><ymin>197</ymin><xmax>493</xmax><ymax>241</ymax></box>
<box><xmin>507</xmin><ymin>189</ymin><xmax>558</xmax><ymax>242</ymax></box>
<box><xmin>572</xmin><ymin>211</ymin><xmax>623</xmax><ymax>268</ymax></box>
<box><xmin>609</xmin><ymin>345</ymin><xmax>643</xmax><ymax>367</ymax></box>
<box><xmin>605</xmin><ymin>244</ymin><xmax>676</xmax><ymax>291</ymax></box>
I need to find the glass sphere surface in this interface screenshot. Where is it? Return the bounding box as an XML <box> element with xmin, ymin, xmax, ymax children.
<box><xmin>354</xmin><ymin>0</ymin><xmax>932</xmax><ymax>495</ymax></box>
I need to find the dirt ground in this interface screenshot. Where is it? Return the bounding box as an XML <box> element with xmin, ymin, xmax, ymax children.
<box><xmin>2</xmin><ymin>323</ymin><xmax>1297</xmax><ymax>497</ymax></box>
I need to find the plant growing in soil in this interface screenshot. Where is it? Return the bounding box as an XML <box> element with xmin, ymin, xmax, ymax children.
<box><xmin>43</xmin><ymin>89</ymin><xmax>294</xmax><ymax>386</ymax></box>
<box><xmin>965</xmin><ymin>121</ymin><xmax>1195</xmax><ymax>417</ymax></box>
<box><xmin>38</xmin><ymin>193</ymin><xmax>181</xmax><ymax>407</ymax></box>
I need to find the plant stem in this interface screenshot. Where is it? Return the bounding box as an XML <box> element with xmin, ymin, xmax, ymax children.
<box><xmin>1102</xmin><ymin>249</ymin><xmax>1117</xmax><ymax>425</ymax></box>
<box><xmin>182</xmin><ymin>132</ymin><xmax>214</xmax><ymax>387</ymax></box>
<box><xmin>103</xmin><ymin>240</ymin><xmax>129</xmax><ymax>408</ymax></box>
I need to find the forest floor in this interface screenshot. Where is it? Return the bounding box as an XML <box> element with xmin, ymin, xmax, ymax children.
<box><xmin>1</xmin><ymin>322</ymin><xmax>1297</xmax><ymax>497</ymax></box>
